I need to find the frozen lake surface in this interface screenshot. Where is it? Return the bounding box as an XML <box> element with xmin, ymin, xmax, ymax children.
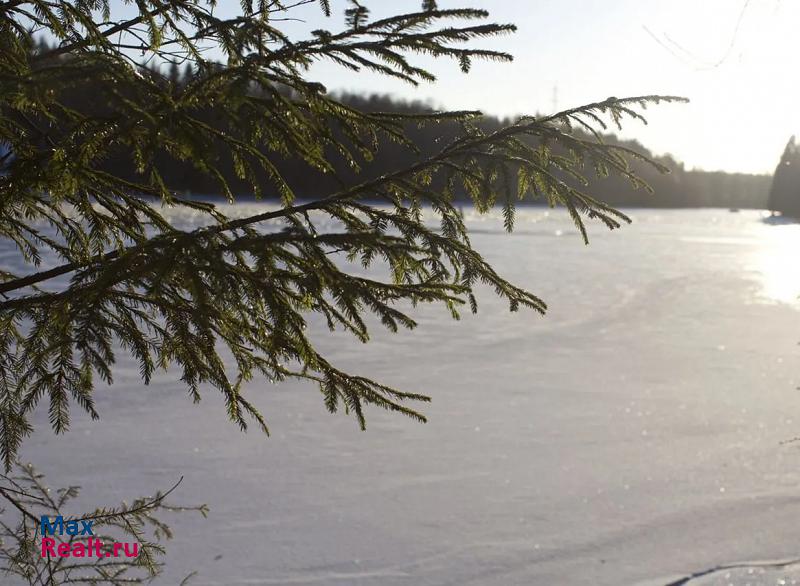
<box><xmin>14</xmin><ymin>206</ymin><xmax>800</xmax><ymax>585</ymax></box>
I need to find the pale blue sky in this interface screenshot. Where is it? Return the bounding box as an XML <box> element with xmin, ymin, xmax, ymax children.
<box><xmin>122</xmin><ymin>0</ymin><xmax>800</xmax><ymax>174</ymax></box>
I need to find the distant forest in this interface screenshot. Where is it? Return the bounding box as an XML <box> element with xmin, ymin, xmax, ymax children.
<box><xmin>8</xmin><ymin>57</ymin><xmax>774</xmax><ymax>209</ymax></box>
<box><xmin>117</xmin><ymin>65</ymin><xmax>771</xmax><ymax>209</ymax></box>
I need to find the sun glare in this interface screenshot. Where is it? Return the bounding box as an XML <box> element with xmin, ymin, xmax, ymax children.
<box><xmin>752</xmin><ymin>219</ymin><xmax>800</xmax><ymax>304</ymax></box>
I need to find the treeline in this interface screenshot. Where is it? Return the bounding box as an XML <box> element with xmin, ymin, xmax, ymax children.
<box><xmin>148</xmin><ymin>72</ymin><xmax>772</xmax><ymax>209</ymax></box>
<box><xmin>21</xmin><ymin>53</ymin><xmax>773</xmax><ymax>209</ymax></box>
<box><xmin>279</xmin><ymin>92</ymin><xmax>771</xmax><ymax>210</ymax></box>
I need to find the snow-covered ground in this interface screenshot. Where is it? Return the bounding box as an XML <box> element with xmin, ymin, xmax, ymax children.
<box><xmin>14</xmin><ymin>207</ymin><xmax>800</xmax><ymax>585</ymax></box>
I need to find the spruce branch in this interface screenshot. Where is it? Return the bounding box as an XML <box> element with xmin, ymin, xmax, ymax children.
<box><xmin>0</xmin><ymin>462</ymin><xmax>205</xmax><ymax>585</ymax></box>
<box><xmin>0</xmin><ymin>1</ymin><xmax>685</xmax><ymax>466</ymax></box>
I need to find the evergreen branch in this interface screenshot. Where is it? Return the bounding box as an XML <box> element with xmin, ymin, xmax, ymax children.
<box><xmin>0</xmin><ymin>97</ymin><xmax>680</xmax><ymax>298</ymax></box>
<box><xmin>33</xmin><ymin>4</ymin><xmax>181</xmax><ymax>62</ymax></box>
<box><xmin>0</xmin><ymin>0</ymin><xmax>685</xmax><ymax>471</ymax></box>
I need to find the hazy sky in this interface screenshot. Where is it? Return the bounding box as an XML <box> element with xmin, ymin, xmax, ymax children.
<box><xmin>108</xmin><ymin>0</ymin><xmax>800</xmax><ymax>174</ymax></box>
<box><xmin>245</xmin><ymin>0</ymin><xmax>797</xmax><ymax>175</ymax></box>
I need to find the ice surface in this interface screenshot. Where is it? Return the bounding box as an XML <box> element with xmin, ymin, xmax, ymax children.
<box><xmin>12</xmin><ymin>207</ymin><xmax>800</xmax><ymax>585</ymax></box>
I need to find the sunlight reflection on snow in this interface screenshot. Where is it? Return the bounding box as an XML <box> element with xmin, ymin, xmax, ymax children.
<box><xmin>752</xmin><ymin>221</ymin><xmax>800</xmax><ymax>305</ymax></box>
